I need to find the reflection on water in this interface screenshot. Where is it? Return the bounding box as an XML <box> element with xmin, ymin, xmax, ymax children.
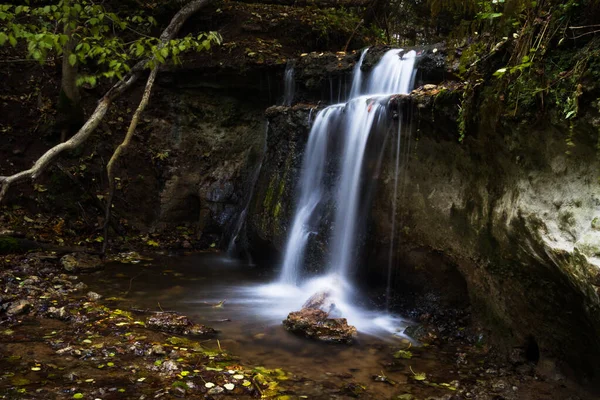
<box><xmin>84</xmin><ymin>253</ymin><xmax>448</xmax><ymax>398</ymax></box>
<box><xmin>81</xmin><ymin>252</ymin><xmax>597</xmax><ymax>400</ymax></box>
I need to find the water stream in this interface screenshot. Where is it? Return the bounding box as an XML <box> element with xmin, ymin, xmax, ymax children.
<box><xmin>276</xmin><ymin>48</ymin><xmax>418</xmax><ymax>324</ymax></box>
<box><xmin>79</xmin><ymin>254</ymin><xmax>593</xmax><ymax>400</ymax></box>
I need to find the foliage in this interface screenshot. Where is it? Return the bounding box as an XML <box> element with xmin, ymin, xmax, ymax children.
<box><xmin>0</xmin><ymin>0</ymin><xmax>221</xmax><ymax>86</ymax></box>
<box><xmin>447</xmin><ymin>0</ymin><xmax>600</xmax><ymax>145</ymax></box>
<box><xmin>305</xmin><ymin>6</ymin><xmax>384</xmax><ymax>47</ymax></box>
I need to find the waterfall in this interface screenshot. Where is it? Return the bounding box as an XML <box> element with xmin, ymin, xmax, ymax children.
<box><xmin>279</xmin><ymin>107</ymin><xmax>339</xmax><ymax>284</ymax></box>
<box><xmin>282</xmin><ymin>61</ymin><xmax>295</xmax><ymax>107</ymax></box>
<box><xmin>329</xmin><ymin>96</ymin><xmax>387</xmax><ymax>277</ymax></box>
<box><xmin>349</xmin><ymin>48</ymin><xmax>369</xmax><ymax>98</ymax></box>
<box><xmin>278</xmin><ymin>48</ymin><xmax>418</xmax><ymax>301</ymax></box>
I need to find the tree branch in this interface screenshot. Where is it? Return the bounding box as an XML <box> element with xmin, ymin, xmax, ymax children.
<box><xmin>0</xmin><ymin>0</ymin><xmax>212</xmax><ymax>204</ymax></box>
<box><xmin>101</xmin><ymin>0</ymin><xmax>213</xmax><ymax>253</ymax></box>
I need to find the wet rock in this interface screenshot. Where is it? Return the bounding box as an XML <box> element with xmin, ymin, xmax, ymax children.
<box><xmin>74</xmin><ymin>282</ymin><xmax>88</xmax><ymax>291</ymax></box>
<box><xmin>60</xmin><ymin>253</ymin><xmax>102</xmax><ymax>273</ymax></box>
<box><xmin>148</xmin><ymin>344</ymin><xmax>166</xmax><ymax>356</ymax></box>
<box><xmin>302</xmin><ymin>290</ymin><xmax>339</xmax><ymax>316</ymax></box>
<box><xmin>207</xmin><ymin>386</ymin><xmax>225</xmax><ymax>395</ymax></box>
<box><xmin>284</xmin><ymin>291</ymin><xmax>356</xmax><ymax>343</ymax></box>
<box><xmin>283</xmin><ymin>308</ymin><xmax>356</xmax><ymax>344</ymax></box>
<box><xmin>86</xmin><ymin>291</ymin><xmax>102</xmax><ymax>301</ymax></box>
<box><xmin>403</xmin><ymin>324</ymin><xmax>428</xmax><ymax>341</ymax></box>
<box><xmin>21</xmin><ymin>275</ymin><xmax>41</xmax><ymax>287</ymax></box>
<box><xmin>6</xmin><ymin>299</ymin><xmax>31</xmax><ymax>316</ymax></box>
<box><xmin>161</xmin><ymin>360</ymin><xmax>178</xmax><ymax>373</ymax></box>
<box><xmin>146</xmin><ymin>312</ymin><xmax>216</xmax><ymax>336</ymax></box>
<box><xmin>46</xmin><ymin>306</ymin><xmax>69</xmax><ymax>320</ymax></box>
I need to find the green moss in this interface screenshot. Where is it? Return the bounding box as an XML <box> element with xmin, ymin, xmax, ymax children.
<box><xmin>457</xmin><ymin>42</ymin><xmax>486</xmax><ymax>77</ymax></box>
<box><xmin>262</xmin><ymin>177</ymin><xmax>277</xmax><ymax>209</ymax></box>
<box><xmin>273</xmin><ymin>202</ymin><xmax>282</xmax><ymax>218</ymax></box>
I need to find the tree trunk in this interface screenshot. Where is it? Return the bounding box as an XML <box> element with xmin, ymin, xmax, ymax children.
<box><xmin>0</xmin><ymin>0</ymin><xmax>213</xmax><ymax>204</ymax></box>
<box><xmin>58</xmin><ymin>0</ymin><xmax>83</xmax><ymax>142</ymax></box>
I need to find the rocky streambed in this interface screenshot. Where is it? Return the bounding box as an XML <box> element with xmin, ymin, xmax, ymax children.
<box><xmin>0</xmin><ymin>251</ymin><xmax>596</xmax><ymax>399</ymax></box>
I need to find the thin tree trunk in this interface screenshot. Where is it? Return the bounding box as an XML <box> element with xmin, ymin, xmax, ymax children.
<box><xmin>58</xmin><ymin>0</ymin><xmax>83</xmax><ymax>142</ymax></box>
<box><xmin>0</xmin><ymin>0</ymin><xmax>212</xmax><ymax>204</ymax></box>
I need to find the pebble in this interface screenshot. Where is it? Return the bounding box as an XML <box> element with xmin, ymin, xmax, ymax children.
<box><xmin>208</xmin><ymin>386</ymin><xmax>224</xmax><ymax>395</ymax></box>
<box><xmin>7</xmin><ymin>299</ymin><xmax>31</xmax><ymax>316</ymax></box>
<box><xmin>149</xmin><ymin>344</ymin><xmax>166</xmax><ymax>356</ymax></box>
<box><xmin>87</xmin><ymin>291</ymin><xmax>102</xmax><ymax>301</ymax></box>
<box><xmin>160</xmin><ymin>360</ymin><xmax>178</xmax><ymax>373</ymax></box>
<box><xmin>47</xmin><ymin>306</ymin><xmax>69</xmax><ymax>320</ymax></box>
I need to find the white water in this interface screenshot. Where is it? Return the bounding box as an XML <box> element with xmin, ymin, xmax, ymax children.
<box><xmin>275</xmin><ymin>48</ymin><xmax>419</xmax><ymax>335</ymax></box>
<box><xmin>279</xmin><ymin>107</ymin><xmax>339</xmax><ymax>284</ymax></box>
<box><xmin>329</xmin><ymin>96</ymin><xmax>386</xmax><ymax>278</ymax></box>
<box><xmin>349</xmin><ymin>47</ymin><xmax>369</xmax><ymax>98</ymax></box>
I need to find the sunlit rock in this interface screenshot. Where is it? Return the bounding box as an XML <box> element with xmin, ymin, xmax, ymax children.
<box><xmin>283</xmin><ymin>290</ymin><xmax>356</xmax><ymax>343</ymax></box>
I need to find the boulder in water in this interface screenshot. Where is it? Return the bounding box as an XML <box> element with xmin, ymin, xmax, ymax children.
<box><xmin>302</xmin><ymin>290</ymin><xmax>340</xmax><ymax>315</ymax></box>
<box><xmin>60</xmin><ymin>253</ymin><xmax>102</xmax><ymax>272</ymax></box>
<box><xmin>146</xmin><ymin>312</ymin><xmax>216</xmax><ymax>337</ymax></box>
<box><xmin>283</xmin><ymin>290</ymin><xmax>356</xmax><ymax>344</ymax></box>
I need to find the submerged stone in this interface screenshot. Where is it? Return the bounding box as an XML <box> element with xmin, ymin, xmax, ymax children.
<box><xmin>46</xmin><ymin>306</ymin><xmax>69</xmax><ymax>320</ymax></box>
<box><xmin>60</xmin><ymin>253</ymin><xmax>102</xmax><ymax>272</ymax></box>
<box><xmin>146</xmin><ymin>312</ymin><xmax>216</xmax><ymax>337</ymax></box>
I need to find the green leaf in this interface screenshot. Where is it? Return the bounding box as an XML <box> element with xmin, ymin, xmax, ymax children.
<box><xmin>73</xmin><ymin>394</ymin><xmax>84</xmax><ymax>399</ymax></box>
<box><xmin>135</xmin><ymin>43</ymin><xmax>144</xmax><ymax>57</ymax></box>
<box><xmin>8</xmin><ymin>34</ymin><xmax>16</xmax><ymax>47</ymax></box>
<box><xmin>0</xmin><ymin>32</ymin><xmax>7</xmax><ymax>46</ymax></box>
<box><xmin>68</xmin><ymin>53</ymin><xmax>77</xmax><ymax>66</ymax></box>
<box><xmin>493</xmin><ymin>68</ymin><xmax>507</xmax><ymax>78</ymax></box>
<box><xmin>393</xmin><ymin>350</ymin><xmax>413</xmax><ymax>359</ymax></box>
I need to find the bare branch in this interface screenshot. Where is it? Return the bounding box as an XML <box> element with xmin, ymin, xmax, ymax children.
<box><xmin>101</xmin><ymin>0</ymin><xmax>213</xmax><ymax>252</ymax></box>
<box><xmin>0</xmin><ymin>0</ymin><xmax>212</xmax><ymax>204</ymax></box>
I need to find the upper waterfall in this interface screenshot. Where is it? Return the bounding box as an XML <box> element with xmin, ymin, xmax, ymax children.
<box><xmin>279</xmin><ymin>48</ymin><xmax>418</xmax><ymax>289</ymax></box>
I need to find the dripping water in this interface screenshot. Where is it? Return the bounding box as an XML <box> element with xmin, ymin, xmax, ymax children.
<box><xmin>283</xmin><ymin>60</ymin><xmax>295</xmax><ymax>107</ymax></box>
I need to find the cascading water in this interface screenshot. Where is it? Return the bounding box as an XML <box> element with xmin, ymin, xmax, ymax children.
<box><xmin>279</xmin><ymin>107</ymin><xmax>339</xmax><ymax>284</ymax></box>
<box><xmin>348</xmin><ymin>47</ymin><xmax>368</xmax><ymax>98</ymax></box>
<box><xmin>273</xmin><ymin>49</ymin><xmax>418</xmax><ymax>325</ymax></box>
